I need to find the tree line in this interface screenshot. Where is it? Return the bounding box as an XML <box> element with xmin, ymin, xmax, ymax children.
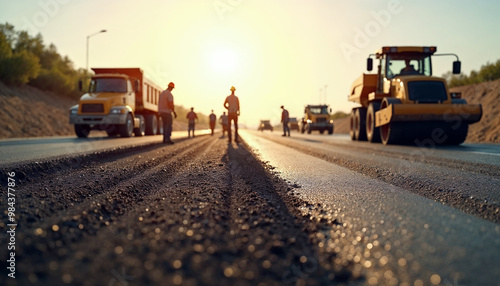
<box><xmin>0</xmin><ymin>23</ymin><xmax>87</xmax><ymax>99</ymax></box>
<box><xmin>443</xmin><ymin>59</ymin><xmax>500</xmax><ymax>88</ymax></box>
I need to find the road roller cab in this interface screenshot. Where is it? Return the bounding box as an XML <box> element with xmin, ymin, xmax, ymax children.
<box><xmin>348</xmin><ymin>46</ymin><xmax>482</xmax><ymax>145</ymax></box>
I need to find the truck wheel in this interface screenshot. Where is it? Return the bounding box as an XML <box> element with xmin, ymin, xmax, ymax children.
<box><xmin>380</xmin><ymin>122</ymin><xmax>402</xmax><ymax>145</ymax></box>
<box><xmin>328</xmin><ymin>126</ymin><xmax>334</xmax><ymax>135</ymax></box>
<box><xmin>157</xmin><ymin>116</ymin><xmax>164</xmax><ymax>135</ymax></box>
<box><xmin>119</xmin><ymin>114</ymin><xmax>134</xmax><ymax>137</ymax></box>
<box><xmin>355</xmin><ymin>108</ymin><xmax>367</xmax><ymax>141</ymax></box>
<box><xmin>366</xmin><ymin>102</ymin><xmax>381</xmax><ymax>143</ymax></box>
<box><xmin>349</xmin><ymin>109</ymin><xmax>356</xmax><ymax>140</ymax></box>
<box><xmin>307</xmin><ymin>125</ymin><xmax>312</xmax><ymax>134</ymax></box>
<box><xmin>134</xmin><ymin>114</ymin><xmax>145</xmax><ymax>136</ymax></box>
<box><xmin>145</xmin><ymin>114</ymin><xmax>158</xmax><ymax>135</ymax></box>
<box><xmin>75</xmin><ymin>124</ymin><xmax>90</xmax><ymax>138</ymax></box>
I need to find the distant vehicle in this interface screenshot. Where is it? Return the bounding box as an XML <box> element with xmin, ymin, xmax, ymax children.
<box><xmin>258</xmin><ymin>120</ymin><xmax>273</xmax><ymax>132</ymax></box>
<box><xmin>289</xmin><ymin>117</ymin><xmax>299</xmax><ymax>131</ymax></box>
<box><xmin>300</xmin><ymin>105</ymin><xmax>334</xmax><ymax>135</ymax></box>
<box><xmin>70</xmin><ymin>68</ymin><xmax>163</xmax><ymax>138</ymax></box>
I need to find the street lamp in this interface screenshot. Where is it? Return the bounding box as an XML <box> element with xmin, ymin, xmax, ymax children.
<box><xmin>324</xmin><ymin>85</ymin><xmax>328</xmax><ymax>104</ymax></box>
<box><xmin>86</xmin><ymin>29</ymin><xmax>107</xmax><ymax>74</ymax></box>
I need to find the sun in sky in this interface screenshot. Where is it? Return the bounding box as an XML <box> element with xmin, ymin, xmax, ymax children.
<box><xmin>208</xmin><ymin>47</ymin><xmax>239</xmax><ymax>74</ymax></box>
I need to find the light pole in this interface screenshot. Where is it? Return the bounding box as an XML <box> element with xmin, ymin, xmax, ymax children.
<box><xmin>86</xmin><ymin>29</ymin><xmax>107</xmax><ymax>75</ymax></box>
<box><xmin>324</xmin><ymin>84</ymin><xmax>327</xmax><ymax>104</ymax></box>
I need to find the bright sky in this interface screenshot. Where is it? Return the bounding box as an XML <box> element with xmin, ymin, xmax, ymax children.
<box><xmin>1</xmin><ymin>0</ymin><xmax>499</xmax><ymax>128</ymax></box>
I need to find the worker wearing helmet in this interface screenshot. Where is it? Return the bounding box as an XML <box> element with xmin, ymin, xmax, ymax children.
<box><xmin>158</xmin><ymin>82</ymin><xmax>177</xmax><ymax>144</ymax></box>
<box><xmin>223</xmin><ymin>86</ymin><xmax>240</xmax><ymax>143</ymax></box>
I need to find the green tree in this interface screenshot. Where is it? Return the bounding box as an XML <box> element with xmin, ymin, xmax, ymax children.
<box><xmin>446</xmin><ymin>58</ymin><xmax>500</xmax><ymax>87</ymax></box>
<box><xmin>0</xmin><ymin>22</ymin><xmax>86</xmax><ymax>96</ymax></box>
<box><xmin>0</xmin><ymin>26</ymin><xmax>40</xmax><ymax>85</ymax></box>
<box><xmin>0</xmin><ymin>50</ymin><xmax>40</xmax><ymax>84</ymax></box>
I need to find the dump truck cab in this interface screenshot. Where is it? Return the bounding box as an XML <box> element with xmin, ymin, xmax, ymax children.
<box><xmin>348</xmin><ymin>46</ymin><xmax>482</xmax><ymax>145</ymax></box>
<box><xmin>70</xmin><ymin>68</ymin><xmax>163</xmax><ymax>138</ymax></box>
<box><xmin>300</xmin><ymin>105</ymin><xmax>334</xmax><ymax>135</ymax></box>
<box><xmin>78</xmin><ymin>74</ymin><xmax>136</xmax><ymax>115</ymax></box>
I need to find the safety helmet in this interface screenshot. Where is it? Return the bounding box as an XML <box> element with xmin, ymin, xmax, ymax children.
<box><xmin>168</xmin><ymin>82</ymin><xmax>175</xmax><ymax>88</ymax></box>
<box><xmin>230</xmin><ymin>86</ymin><xmax>236</xmax><ymax>91</ymax></box>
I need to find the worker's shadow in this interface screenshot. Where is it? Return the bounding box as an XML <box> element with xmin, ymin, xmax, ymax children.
<box><xmin>221</xmin><ymin>138</ymin><xmax>360</xmax><ymax>284</ymax></box>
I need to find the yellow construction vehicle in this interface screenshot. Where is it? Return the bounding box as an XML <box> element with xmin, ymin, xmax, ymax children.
<box><xmin>348</xmin><ymin>46</ymin><xmax>482</xmax><ymax>145</ymax></box>
<box><xmin>70</xmin><ymin>68</ymin><xmax>163</xmax><ymax>138</ymax></box>
<box><xmin>300</xmin><ymin>105</ymin><xmax>334</xmax><ymax>135</ymax></box>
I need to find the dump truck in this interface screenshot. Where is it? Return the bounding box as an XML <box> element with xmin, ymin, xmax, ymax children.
<box><xmin>348</xmin><ymin>46</ymin><xmax>482</xmax><ymax>145</ymax></box>
<box><xmin>300</xmin><ymin>105</ymin><xmax>334</xmax><ymax>134</ymax></box>
<box><xmin>70</xmin><ymin>68</ymin><xmax>163</xmax><ymax>138</ymax></box>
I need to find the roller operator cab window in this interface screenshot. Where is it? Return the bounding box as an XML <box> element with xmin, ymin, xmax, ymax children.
<box><xmin>385</xmin><ymin>53</ymin><xmax>432</xmax><ymax>79</ymax></box>
<box><xmin>309</xmin><ymin>106</ymin><xmax>329</xmax><ymax>114</ymax></box>
<box><xmin>407</xmin><ymin>81</ymin><xmax>448</xmax><ymax>103</ymax></box>
<box><xmin>90</xmin><ymin>78</ymin><xmax>128</xmax><ymax>93</ymax></box>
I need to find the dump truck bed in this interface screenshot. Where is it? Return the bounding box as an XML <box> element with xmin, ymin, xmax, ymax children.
<box><xmin>348</xmin><ymin>74</ymin><xmax>377</xmax><ymax>107</ymax></box>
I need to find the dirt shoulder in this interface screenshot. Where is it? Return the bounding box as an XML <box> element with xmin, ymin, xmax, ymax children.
<box><xmin>0</xmin><ymin>82</ymin><xmax>205</xmax><ymax>139</ymax></box>
<box><xmin>450</xmin><ymin>79</ymin><xmax>500</xmax><ymax>143</ymax></box>
<box><xmin>0</xmin><ymin>82</ymin><xmax>76</xmax><ymax>138</ymax></box>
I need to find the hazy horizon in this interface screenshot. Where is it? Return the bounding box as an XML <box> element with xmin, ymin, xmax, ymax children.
<box><xmin>1</xmin><ymin>0</ymin><xmax>499</xmax><ymax>127</ymax></box>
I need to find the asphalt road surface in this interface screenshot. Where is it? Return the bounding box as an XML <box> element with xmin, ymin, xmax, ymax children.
<box><xmin>0</xmin><ymin>130</ymin><xmax>499</xmax><ymax>286</ymax></box>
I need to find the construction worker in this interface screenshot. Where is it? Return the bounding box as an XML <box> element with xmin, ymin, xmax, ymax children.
<box><xmin>158</xmin><ymin>82</ymin><xmax>177</xmax><ymax>144</ymax></box>
<box><xmin>219</xmin><ymin>111</ymin><xmax>228</xmax><ymax>137</ymax></box>
<box><xmin>209</xmin><ymin>110</ymin><xmax>217</xmax><ymax>135</ymax></box>
<box><xmin>281</xmin><ymin>105</ymin><xmax>290</xmax><ymax>137</ymax></box>
<box><xmin>186</xmin><ymin>107</ymin><xmax>198</xmax><ymax>138</ymax></box>
<box><xmin>223</xmin><ymin>86</ymin><xmax>240</xmax><ymax>143</ymax></box>
<box><xmin>400</xmin><ymin>59</ymin><xmax>419</xmax><ymax>75</ymax></box>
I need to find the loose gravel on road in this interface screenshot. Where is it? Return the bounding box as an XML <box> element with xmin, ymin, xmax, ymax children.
<box><xmin>1</xmin><ymin>135</ymin><xmax>365</xmax><ymax>286</ymax></box>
